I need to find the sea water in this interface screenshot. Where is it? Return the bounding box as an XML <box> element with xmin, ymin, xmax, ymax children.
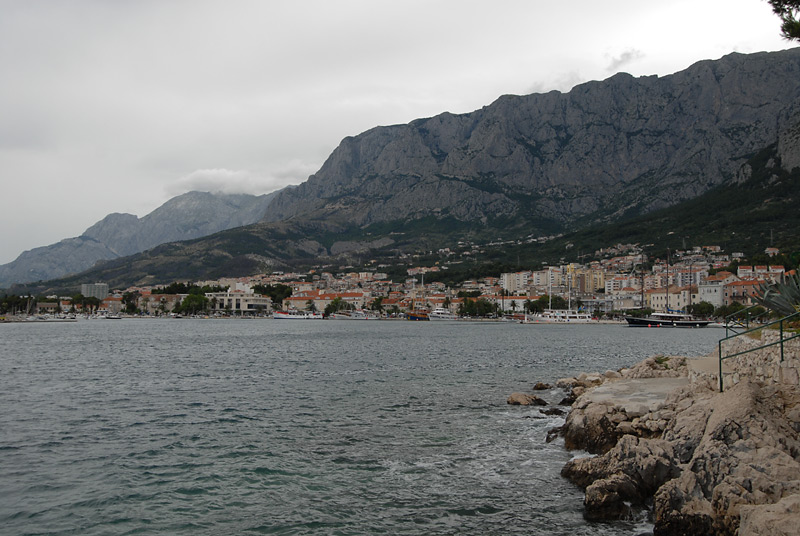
<box><xmin>0</xmin><ymin>319</ymin><xmax>720</xmax><ymax>535</ymax></box>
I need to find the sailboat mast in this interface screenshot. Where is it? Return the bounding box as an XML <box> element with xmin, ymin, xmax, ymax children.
<box><xmin>567</xmin><ymin>270</ymin><xmax>571</xmax><ymax>311</ymax></box>
<box><xmin>665</xmin><ymin>249</ymin><xmax>670</xmax><ymax>313</ymax></box>
<box><xmin>640</xmin><ymin>253</ymin><xmax>645</xmax><ymax>310</ymax></box>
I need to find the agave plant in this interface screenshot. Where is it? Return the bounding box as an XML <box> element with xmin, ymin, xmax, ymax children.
<box><xmin>755</xmin><ymin>272</ymin><xmax>800</xmax><ymax>316</ymax></box>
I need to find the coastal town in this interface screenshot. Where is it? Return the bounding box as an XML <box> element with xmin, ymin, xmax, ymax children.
<box><xmin>14</xmin><ymin>242</ymin><xmax>792</xmax><ymax>319</ymax></box>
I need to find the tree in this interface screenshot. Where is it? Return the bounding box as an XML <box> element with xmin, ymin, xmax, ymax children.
<box><xmin>714</xmin><ymin>302</ymin><xmax>745</xmax><ymax>319</ymax></box>
<box><xmin>457</xmin><ymin>297</ymin><xmax>495</xmax><ymax>317</ymax></box>
<box><xmin>175</xmin><ymin>294</ymin><xmax>209</xmax><ymax>315</ymax></box>
<box><xmin>252</xmin><ymin>284</ymin><xmax>293</xmax><ymax>304</ymax></box>
<box><xmin>768</xmin><ymin>1</ymin><xmax>800</xmax><ymax>41</ymax></box>
<box><xmin>71</xmin><ymin>293</ymin><xmax>86</xmax><ymax>313</ymax></box>
<box><xmin>122</xmin><ymin>291</ymin><xmax>140</xmax><ymax>314</ymax></box>
<box><xmin>686</xmin><ymin>301</ymin><xmax>715</xmax><ymax>317</ymax></box>
<box><xmin>85</xmin><ymin>296</ymin><xmax>101</xmax><ymax>314</ymax></box>
<box><xmin>524</xmin><ymin>299</ymin><xmax>535</xmax><ymax>314</ymax></box>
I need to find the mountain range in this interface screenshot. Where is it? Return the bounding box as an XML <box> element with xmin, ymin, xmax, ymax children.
<box><xmin>0</xmin><ymin>191</ymin><xmax>277</xmax><ymax>288</ymax></box>
<box><xmin>6</xmin><ymin>48</ymin><xmax>800</xmax><ymax>293</ymax></box>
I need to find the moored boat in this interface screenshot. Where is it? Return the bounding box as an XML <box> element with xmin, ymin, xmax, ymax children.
<box><xmin>527</xmin><ymin>309</ymin><xmax>594</xmax><ymax>323</ymax></box>
<box><xmin>329</xmin><ymin>310</ymin><xmax>371</xmax><ymax>320</ymax></box>
<box><xmin>428</xmin><ymin>307</ymin><xmax>458</xmax><ymax>321</ymax></box>
<box><xmin>405</xmin><ymin>310</ymin><xmax>429</xmax><ymax>321</ymax></box>
<box><xmin>273</xmin><ymin>310</ymin><xmax>324</xmax><ymax>320</ymax></box>
<box><xmin>624</xmin><ymin>312</ymin><xmax>710</xmax><ymax>328</ymax></box>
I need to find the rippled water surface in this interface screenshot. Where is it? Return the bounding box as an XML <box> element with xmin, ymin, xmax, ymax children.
<box><xmin>0</xmin><ymin>319</ymin><xmax>721</xmax><ymax>535</ymax></box>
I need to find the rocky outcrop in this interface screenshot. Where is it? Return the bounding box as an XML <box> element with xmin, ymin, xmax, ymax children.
<box><xmin>266</xmin><ymin>49</ymin><xmax>800</xmax><ymax>232</ymax></box>
<box><xmin>507</xmin><ymin>393</ymin><xmax>547</xmax><ymax>406</ymax></box>
<box><xmin>653</xmin><ymin>381</ymin><xmax>800</xmax><ymax>536</ymax></box>
<box><xmin>84</xmin><ymin>191</ymin><xmax>277</xmax><ymax>257</ymax></box>
<box><xmin>552</xmin><ymin>351</ymin><xmax>800</xmax><ymax>535</ymax></box>
<box><xmin>778</xmin><ymin>112</ymin><xmax>800</xmax><ymax>172</ymax></box>
<box><xmin>562</xmin><ymin>435</ymin><xmax>681</xmax><ymax>521</ymax></box>
<box><xmin>556</xmin><ymin>356</ymin><xmax>689</xmax><ymax>453</ymax></box>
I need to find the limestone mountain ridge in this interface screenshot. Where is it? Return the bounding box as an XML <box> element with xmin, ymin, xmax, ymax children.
<box><xmin>265</xmin><ymin>48</ymin><xmax>800</xmax><ymax>232</ymax></box>
<box><xmin>0</xmin><ymin>191</ymin><xmax>277</xmax><ymax>287</ymax></box>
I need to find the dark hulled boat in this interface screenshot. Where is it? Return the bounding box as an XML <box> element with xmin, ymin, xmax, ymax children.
<box><xmin>624</xmin><ymin>312</ymin><xmax>710</xmax><ymax>328</ymax></box>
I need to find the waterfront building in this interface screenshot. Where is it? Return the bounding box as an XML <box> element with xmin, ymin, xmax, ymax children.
<box><xmin>81</xmin><ymin>282</ymin><xmax>109</xmax><ymax>300</ymax></box>
<box><xmin>35</xmin><ymin>301</ymin><xmax>59</xmax><ymax>315</ymax></box>
<box><xmin>647</xmin><ymin>286</ymin><xmax>699</xmax><ymax>313</ymax></box>
<box><xmin>723</xmin><ymin>280</ymin><xmax>764</xmax><ymax>306</ymax></box>
<box><xmin>206</xmin><ymin>290</ymin><xmax>272</xmax><ymax>315</ymax></box>
<box><xmin>138</xmin><ymin>293</ymin><xmax>184</xmax><ymax>315</ymax></box>
<box><xmin>101</xmin><ymin>296</ymin><xmax>123</xmax><ymax>314</ymax></box>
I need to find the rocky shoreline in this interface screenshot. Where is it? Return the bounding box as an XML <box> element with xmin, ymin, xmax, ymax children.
<box><xmin>510</xmin><ymin>351</ymin><xmax>800</xmax><ymax>535</ymax></box>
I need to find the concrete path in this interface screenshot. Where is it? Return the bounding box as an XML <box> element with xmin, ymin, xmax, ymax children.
<box><xmin>583</xmin><ymin>377</ymin><xmax>688</xmax><ymax>417</ymax></box>
<box><xmin>687</xmin><ymin>354</ymin><xmax>732</xmax><ymax>375</ymax></box>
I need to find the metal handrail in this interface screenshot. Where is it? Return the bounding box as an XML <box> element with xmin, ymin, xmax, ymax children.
<box><xmin>723</xmin><ymin>304</ymin><xmax>770</xmax><ymax>337</ymax></box>
<box><xmin>718</xmin><ymin>310</ymin><xmax>800</xmax><ymax>392</ymax></box>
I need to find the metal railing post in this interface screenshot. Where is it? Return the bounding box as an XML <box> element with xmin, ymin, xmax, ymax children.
<box><xmin>717</xmin><ymin>310</ymin><xmax>800</xmax><ymax>392</ymax></box>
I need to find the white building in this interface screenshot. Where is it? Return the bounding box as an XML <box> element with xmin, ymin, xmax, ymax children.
<box><xmin>206</xmin><ymin>290</ymin><xmax>272</xmax><ymax>315</ymax></box>
<box><xmin>81</xmin><ymin>282</ymin><xmax>109</xmax><ymax>300</ymax></box>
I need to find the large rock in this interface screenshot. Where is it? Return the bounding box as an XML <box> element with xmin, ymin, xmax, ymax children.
<box><xmin>653</xmin><ymin>381</ymin><xmax>800</xmax><ymax>536</ymax></box>
<box><xmin>562</xmin><ymin>401</ymin><xmax>623</xmax><ymax>454</ymax></box>
<box><xmin>555</xmin><ymin>352</ymin><xmax>800</xmax><ymax>535</ymax></box>
<box><xmin>507</xmin><ymin>393</ymin><xmax>547</xmax><ymax>406</ymax></box>
<box><xmin>739</xmin><ymin>494</ymin><xmax>800</xmax><ymax>536</ymax></box>
<box><xmin>562</xmin><ymin>435</ymin><xmax>681</xmax><ymax>520</ymax></box>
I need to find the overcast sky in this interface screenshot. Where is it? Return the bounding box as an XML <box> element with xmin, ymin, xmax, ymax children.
<box><xmin>0</xmin><ymin>0</ymin><xmax>795</xmax><ymax>264</ymax></box>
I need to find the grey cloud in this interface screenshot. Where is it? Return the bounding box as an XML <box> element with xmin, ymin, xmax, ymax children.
<box><xmin>606</xmin><ymin>49</ymin><xmax>644</xmax><ymax>72</ymax></box>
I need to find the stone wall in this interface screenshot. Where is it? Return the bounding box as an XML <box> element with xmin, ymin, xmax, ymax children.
<box><xmin>718</xmin><ymin>328</ymin><xmax>800</xmax><ymax>388</ymax></box>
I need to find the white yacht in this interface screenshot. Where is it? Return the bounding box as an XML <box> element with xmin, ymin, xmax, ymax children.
<box><xmin>273</xmin><ymin>310</ymin><xmax>324</xmax><ymax>320</ymax></box>
<box><xmin>527</xmin><ymin>309</ymin><xmax>594</xmax><ymax>323</ymax></box>
<box><xmin>428</xmin><ymin>307</ymin><xmax>458</xmax><ymax>321</ymax></box>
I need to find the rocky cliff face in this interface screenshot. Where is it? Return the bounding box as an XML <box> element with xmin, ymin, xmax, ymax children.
<box><xmin>83</xmin><ymin>191</ymin><xmax>277</xmax><ymax>256</ymax></box>
<box><xmin>0</xmin><ymin>191</ymin><xmax>277</xmax><ymax>287</ymax></box>
<box><xmin>0</xmin><ymin>237</ymin><xmax>120</xmax><ymax>287</ymax></box>
<box><xmin>265</xmin><ymin>48</ymin><xmax>800</xmax><ymax>230</ymax></box>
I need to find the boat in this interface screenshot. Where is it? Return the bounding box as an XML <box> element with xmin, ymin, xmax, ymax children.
<box><xmin>428</xmin><ymin>307</ymin><xmax>458</xmax><ymax>321</ymax></box>
<box><xmin>272</xmin><ymin>310</ymin><xmax>324</xmax><ymax>320</ymax></box>
<box><xmin>406</xmin><ymin>274</ymin><xmax>430</xmax><ymax>320</ymax></box>
<box><xmin>528</xmin><ymin>309</ymin><xmax>594</xmax><ymax>323</ymax></box>
<box><xmin>329</xmin><ymin>310</ymin><xmax>371</xmax><ymax>320</ymax></box>
<box><xmin>624</xmin><ymin>312</ymin><xmax>710</xmax><ymax>328</ymax></box>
